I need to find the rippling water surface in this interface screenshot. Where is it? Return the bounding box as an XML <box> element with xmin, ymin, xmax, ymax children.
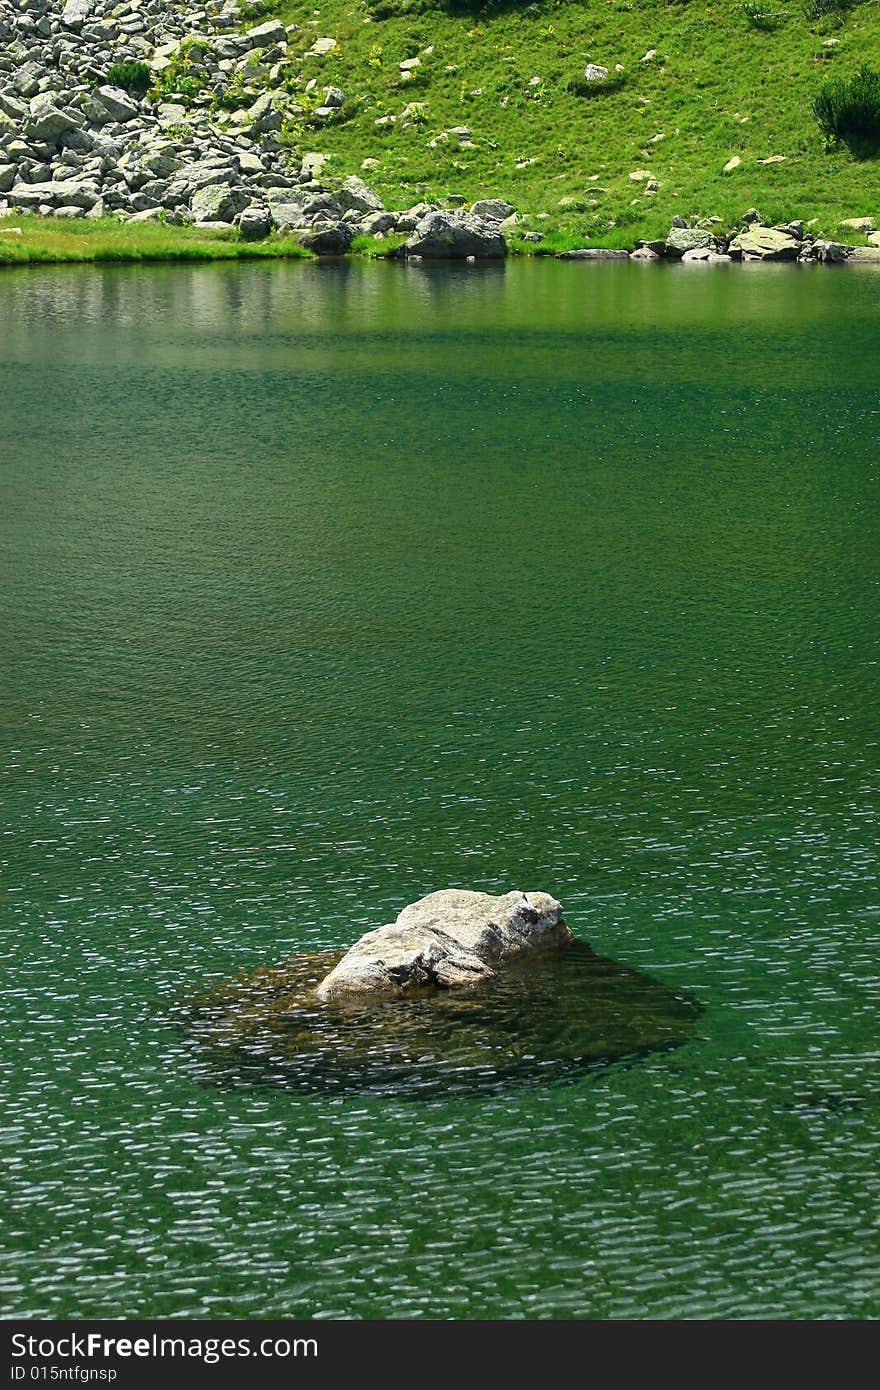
<box><xmin>1</xmin><ymin>259</ymin><xmax>879</xmax><ymax>1319</ymax></box>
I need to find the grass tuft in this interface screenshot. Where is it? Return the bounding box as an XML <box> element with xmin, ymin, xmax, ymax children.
<box><xmin>350</xmin><ymin>231</ymin><xmax>409</xmax><ymax>256</ymax></box>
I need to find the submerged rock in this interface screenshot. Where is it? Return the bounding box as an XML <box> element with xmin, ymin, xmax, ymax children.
<box><xmin>179</xmin><ymin>938</ymin><xmax>701</xmax><ymax>1098</ymax></box>
<box><xmin>317</xmin><ymin>889</ymin><xmax>572</xmax><ymax>999</ymax></box>
<box><xmin>405</xmin><ymin>209</ymin><xmax>506</xmax><ymax>258</ymax></box>
<box><xmin>556</xmin><ymin>247</ymin><xmax>629</xmax><ymax>260</ymax></box>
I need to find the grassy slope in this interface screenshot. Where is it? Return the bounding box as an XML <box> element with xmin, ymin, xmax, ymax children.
<box><xmin>278</xmin><ymin>0</ymin><xmax>880</xmax><ymax>239</ymax></box>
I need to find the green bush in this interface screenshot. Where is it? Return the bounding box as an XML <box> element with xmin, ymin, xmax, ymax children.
<box><xmin>741</xmin><ymin>1</ymin><xmax>784</xmax><ymax>30</ymax></box>
<box><xmin>804</xmin><ymin>0</ymin><xmax>856</xmax><ymax>21</ymax></box>
<box><xmin>106</xmin><ymin>61</ymin><xmax>152</xmax><ymax>95</ymax></box>
<box><xmin>813</xmin><ymin>63</ymin><xmax>880</xmax><ymax>149</ymax></box>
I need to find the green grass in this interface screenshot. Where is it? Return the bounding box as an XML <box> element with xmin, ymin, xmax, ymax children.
<box><xmin>0</xmin><ymin>215</ymin><xmax>314</xmax><ymax>266</ymax></box>
<box><xmin>350</xmin><ymin>230</ymin><xmax>409</xmax><ymax>254</ymax></box>
<box><xmin>261</xmin><ymin>0</ymin><xmax>880</xmax><ymax>242</ymax></box>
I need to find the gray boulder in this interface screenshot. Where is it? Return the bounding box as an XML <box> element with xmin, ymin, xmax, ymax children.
<box><xmin>62</xmin><ymin>0</ymin><xmax>92</xmax><ymax>29</ymax></box>
<box><xmin>360</xmin><ymin>210</ymin><xmax>399</xmax><ymax>236</ymax></box>
<box><xmin>337</xmin><ymin>175</ymin><xmax>383</xmax><ymax>214</ymax></box>
<box><xmin>95</xmin><ymin>86</ymin><xmax>139</xmax><ymax>124</ymax></box>
<box><xmin>238</xmin><ymin>204</ymin><xmax>272</xmax><ymax>240</ymax></box>
<box><xmin>295</xmin><ymin>220</ymin><xmax>354</xmax><ymax>254</ymax></box>
<box><xmin>728</xmin><ymin>226</ymin><xmax>801</xmax><ymax>261</ymax></box>
<box><xmin>665</xmin><ymin>226</ymin><xmax>715</xmax><ymax>258</ymax></box>
<box><xmin>470</xmin><ymin>198</ymin><xmax>516</xmax><ymax>222</ymax></box>
<box><xmin>14</xmin><ymin>63</ymin><xmax>44</xmax><ymax>100</ymax></box>
<box><xmin>268</xmin><ymin>201</ymin><xmax>308</xmax><ymax>231</ymax></box>
<box><xmin>681</xmin><ymin>247</ymin><xmax>732</xmax><ymax>265</ymax></box>
<box><xmin>26</xmin><ymin>95</ymin><xmax>79</xmax><ymax>145</ymax></box>
<box><xmin>406</xmin><ymin>209</ymin><xmax>506</xmax><ymax>258</ymax></box>
<box><xmin>812</xmin><ymin>239</ymin><xmax>852</xmax><ymax>264</ymax></box>
<box><xmin>316</xmin><ymin>889</ymin><xmax>573</xmax><ymax>1000</ymax></box>
<box><xmin>244</xmin><ymin>19</ymin><xmax>287</xmax><ymax>48</ymax></box>
<box><xmin>191</xmin><ymin>182</ymin><xmax>240</xmax><ymax>223</ymax></box>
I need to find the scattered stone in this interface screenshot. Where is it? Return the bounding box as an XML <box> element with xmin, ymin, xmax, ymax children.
<box><xmin>722</xmin><ymin>155</ymin><xmax>742</xmax><ymax>174</ymax></box>
<box><xmin>840</xmin><ymin>217</ymin><xmax>875</xmax><ymax>233</ymax></box>
<box><xmin>583</xmin><ymin>64</ymin><xmax>609</xmax><ymax>82</ymax></box>
<box><xmin>847</xmin><ymin>246</ymin><xmax>880</xmax><ymax>263</ymax></box>
<box><xmin>305</xmin><ymin>36</ymin><xmax>337</xmax><ymax>58</ymax></box>
<box><xmin>246</xmin><ymin>19</ymin><xmax>287</xmax><ymax>48</ymax></box>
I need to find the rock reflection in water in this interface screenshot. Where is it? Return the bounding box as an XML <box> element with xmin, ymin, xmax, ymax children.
<box><xmin>178</xmin><ymin>940</ymin><xmax>701</xmax><ymax>1097</ymax></box>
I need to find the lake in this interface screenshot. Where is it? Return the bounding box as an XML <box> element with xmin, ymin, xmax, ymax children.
<box><xmin>1</xmin><ymin>258</ymin><xmax>878</xmax><ymax>1319</ymax></box>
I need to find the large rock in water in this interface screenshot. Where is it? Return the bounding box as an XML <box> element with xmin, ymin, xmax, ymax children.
<box><xmin>727</xmin><ymin>226</ymin><xmax>801</xmax><ymax>261</ymax></box>
<box><xmin>316</xmin><ymin>889</ymin><xmax>572</xmax><ymax>999</ymax></box>
<box><xmin>405</xmin><ymin>210</ymin><xmax>506</xmax><ymax>258</ymax></box>
<box><xmin>179</xmin><ymin>935</ymin><xmax>702</xmax><ymax>1097</ymax></box>
<box><xmin>665</xmin><ymin>226</ymin><xmax>716</xmax><ymax>259</ymax></box>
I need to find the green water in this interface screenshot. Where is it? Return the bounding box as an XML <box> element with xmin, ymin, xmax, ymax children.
<box><xmin>1</xmin><ymin>259</ymin><xmax>879</xmax><ymax>1320</ymax></box>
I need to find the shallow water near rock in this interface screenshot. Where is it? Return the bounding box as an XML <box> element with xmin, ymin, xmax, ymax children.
<box><xmin>1</xmin><ymin>259</ymin><xmax>879</xmax><ymax>1318</ymax></box>
<box><xmin>180</xmin><ymin>940</ymin><xmax>700</xmax><ymax>1097</ymax></box>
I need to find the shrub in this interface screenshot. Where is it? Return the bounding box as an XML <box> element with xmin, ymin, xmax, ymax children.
<box><xmin>106</xmin><ymin>61</ymin><xmax>152</xmax><ymax>95</ymax></box>
<box><xmin>813</xmin><ymin>64</ymin><xmax>880</xmax><ymax>150</ymax></box>
<box><xmin>741</xmin><ymin>1</ymin><xmax>784</xmax><ymax>29</ymax></box>
<box><xmin>804</xmin><ymin>0</ymin><xmax>856</xmax><ymax>21</ymax></box>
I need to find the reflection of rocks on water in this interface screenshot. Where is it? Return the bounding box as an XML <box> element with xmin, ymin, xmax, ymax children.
<box><xmin>177</xmin><ymin>940</ymin><xmax>701</xmax><ymax>1098</ymax></box>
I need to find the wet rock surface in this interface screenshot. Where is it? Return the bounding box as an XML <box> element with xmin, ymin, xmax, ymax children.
<box><xmin>317</xmin><ymin>889</ymin><xmax>572</xmax><ymax>1000</ymax></box>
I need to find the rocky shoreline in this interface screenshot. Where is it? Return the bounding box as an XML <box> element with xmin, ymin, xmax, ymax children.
<box><xmin>2</xmin><ymin>0</ymin><xmax>879</xmax><ymax>265</ymax></box>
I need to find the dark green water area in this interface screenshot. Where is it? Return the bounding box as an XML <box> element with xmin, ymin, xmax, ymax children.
<box><xmin>1</xmin><ymin>259</ymin><xmax>878</xmax><ymax>1318</ymax></box>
